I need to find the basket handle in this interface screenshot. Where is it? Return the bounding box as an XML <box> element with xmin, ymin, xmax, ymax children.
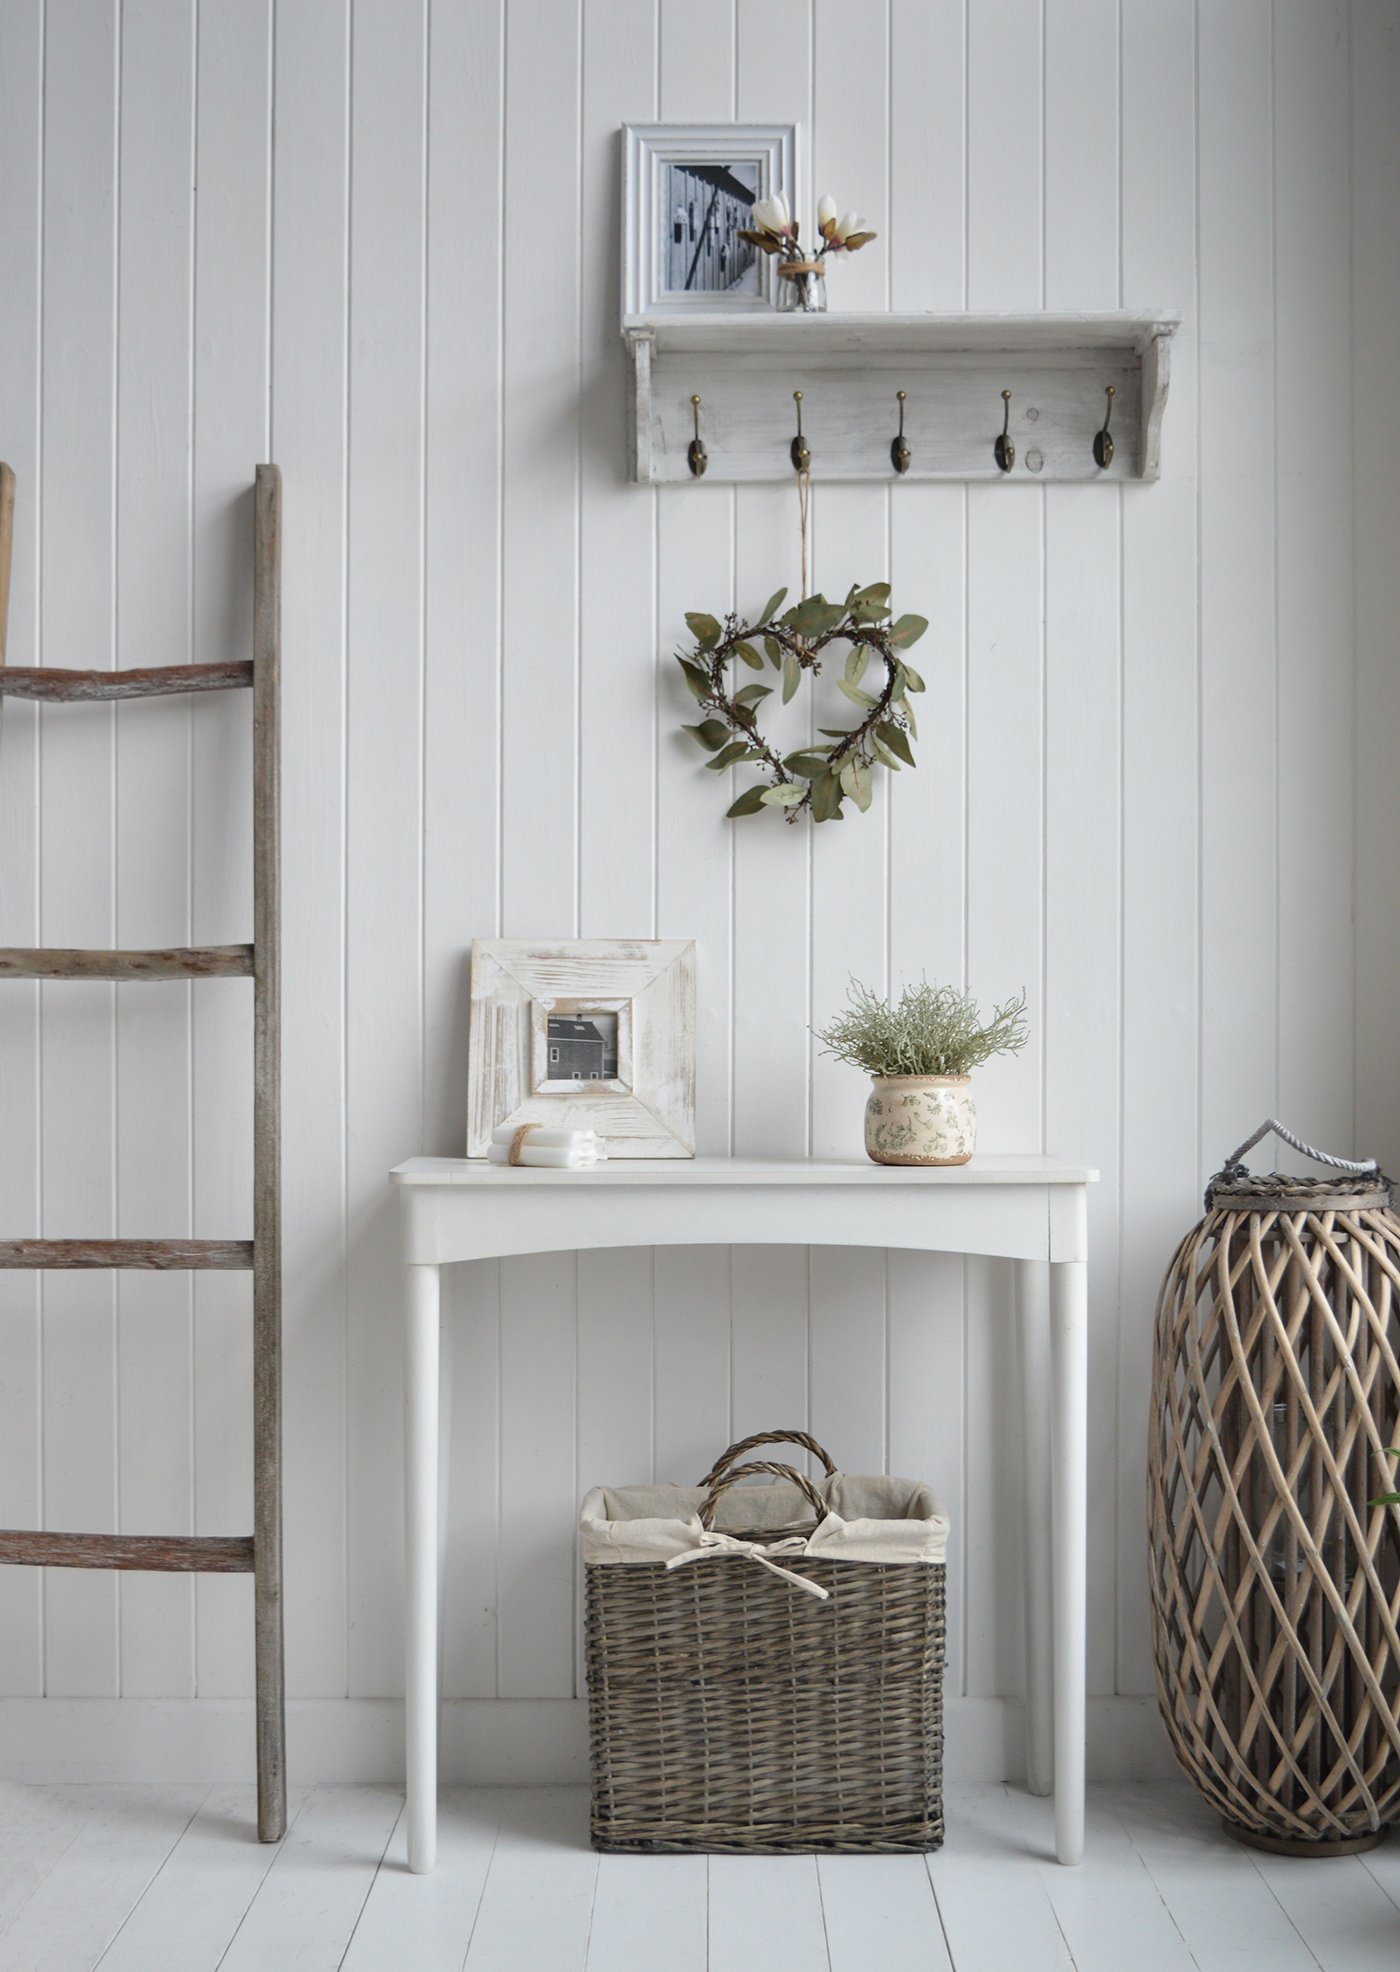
<box><xmin>698</xmin><ymin>1461</ymin><xmax>829</xmax><ymax>1530</ymax></box>
<box><xmin>1221</xmin><ymin>1119</ymin><xmax>1378</xmax><ymax>1179</ymax></box>
<box><xmin>697</xmin><ymin>1429</ymin><xmax>838</xmax><ymax>1491</ymax></box>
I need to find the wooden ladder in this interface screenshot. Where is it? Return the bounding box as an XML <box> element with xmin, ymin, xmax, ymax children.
<box><xmin>0</xmin><ymin>464</ymin><xmax>285</xmax><ymax>1843</ymax></box>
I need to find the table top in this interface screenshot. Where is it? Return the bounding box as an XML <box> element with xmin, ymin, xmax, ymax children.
<box><xmin>390</xmin><ymin>1153</ymin><xmax>1098</xmax><ymax>1188</ymax></box>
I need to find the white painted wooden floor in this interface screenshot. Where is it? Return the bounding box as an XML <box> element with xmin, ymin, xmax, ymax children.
<box><xmin>2</xmin><ymin>1779</ymin><xmax>1398</xmax><ymax>1971</ymax></box>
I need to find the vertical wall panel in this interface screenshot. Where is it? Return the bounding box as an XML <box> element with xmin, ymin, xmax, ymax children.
<box><xmin>189</xmin><ymin>0</ymin><xmax>269</xmax><ymax>1701</ymax></box>
<box><xmin>499</xmin><ymin>0</ymin><xmax>581</xmax><ymax>934</ymax></box>
<box><xmin>1118</xmin><ymin>0</ymin><xmax>1199</xmax><ymax>1697</ymax></box>
<box><xmin>1043</xmin><ymin>0</ymin><xmax>1121</xmax><ymax>1702</ymax></box>
<box><xmin>38</xmin><ymin>0</ymin><xmax>121</xmax><ymax>1700</ymax></box>
<box><xmin>579</xmin><ymin>0</ymin><xmax>657</xmax><ymax>941</ymax></box>
<box><xmin>1197</xmin><ymin>1</ymin><xmax>1277</xmax><ymax>1163</ymax></box>
<box><xmin>428</xmin><ymin>0</ymin><xmax>504</xmax><ymax>1707</ymax></box>
<box><xmin>272</xmin><ymin>0</ymin><xmax>351</xmax><ymax>1701</ymax></box>
<box><xmin>1353</xmin><ymin>3</ymin><xmax>1400</xmax><ymax>1180</ymax></box>
<box><xmin>343</xmin><ymin>0</ymin><xmax>428</xmax><ymax>1699</ymax></box>
<box><xmin>114</xmin><ymin>0</ymin><xmax>197</xmax><ymax>1698</ymax></box>
<box><xmin>0</xmin><ymin>0</ymin><xmax>45</xmax><ymax>1698</ymax></box>
<box><xmin>1273</xmin><ymin>2</ymin><xmax>1355</xmax><ymax>1150</ymax></box>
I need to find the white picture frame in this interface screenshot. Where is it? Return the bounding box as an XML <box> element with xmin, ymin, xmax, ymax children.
<box><xmin>621</xmin><ymin>123</ymin><xmax>796</xmax><ymax>320</ymax></box>
<box><xmin>467</xmin><ymin>939</ymin><xmax>697</xmax><ymax>1159</ymax></box>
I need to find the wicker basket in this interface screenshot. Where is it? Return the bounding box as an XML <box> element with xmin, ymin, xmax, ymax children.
<box><xmin>582</xmin><ymin>1430</ymin><xmax>947</xmax><ymax>1854</ymax></box>
<box><xmin>1148</xmin><ymin>1139</ymin><xmax>1400</xmax><ymax>1853</ymax></box>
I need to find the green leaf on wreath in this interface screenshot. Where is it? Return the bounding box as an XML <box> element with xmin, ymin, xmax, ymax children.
<box><xmin>678</xmin><ymin>659</ymin><xmax>713</xmax><ymax>701</ymax></box>
<box><xmin>757</xmin><ymin>589</ymin><xmax>788</xmax><ymax>627</ymax></box>
<box><xmin>734</xmin><ymin>641</ymin><xmax>764</xmax><ymax>670</ymax></box>
<box><xmin>837</xmin><ymin>676</ymin><xmax>876</xmax><ymax>708</ymax></box>
<box><xmin>839</xmin><ymin>759</ymin><xmax>874</xmax><ymax>811</ymax></box>
<box><xmin>876</xmin><ymin>721</ymin><xmax>916</xmax><ymax>767</ymax></box>
<box><xmin>870</xmin><ymin>735</ymin><xmax>902</xmax><ymax>771</ymax></box>
<box><xmin>782</xmin><ymin>653</ymin><xmax>802</xmax><ymax>704</ymax></box>
<box><xmin>895</xmin><ymin>695</ymin><xmax>918</xmax><ymax>741</ymax></box>
<box><xmin>783</xmin><ymin>751</ymin><xmax>830</xmax><ymax>778</ymax></box>
<box><xmin>685</xmin><ymin>611</ymin><xmax>722</xmax><ymax>647</ymax></box>
<box><xmin>764</xmin><ymin>636</ymin><xmax>782</xmax><ymax>669</ymax></box>
<box><xmin>726</xmin><ymin>785</ymin><xmax>769</xmax><ymax>818</ymax></box>
<box><xmin>852</xmin><ymin>582</ymin><xmax>891</xmax><ymax>606</ymax></box>
<box><xmin>733</xmin><ymin>683</ymin><xmax>773</xmax><ymax>708</ymax></box>
<box><xmin>705</xmin><ymin>740</ymin><xmax>757</xmax><ymax>771</ymax></box>
<box><xmin>809</xmin><ymin>771</ymin><xmax>845</xmax><ymax>823</ymax></box>
<box><xmin>887</xmin><ymin>614</ymin><xmax>929</xmax><ymax>649</ymax></box>
<box><xmin>760</xmin><ymin>784</ymin><xmax>807</xmax><ymax>806</ymax></box>
<box><xmin>682</xmin><ymin>719</ymin><xmax>732</xmax><ymax>751</ymax></box>
<box><xmin>844</xmin><ymin>646</ymin><xmax>870</xmax><ymax>687</ymax></box>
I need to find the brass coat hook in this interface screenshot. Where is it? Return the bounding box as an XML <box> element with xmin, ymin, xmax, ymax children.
<box><xmin>1093</xmin><ymin>385</ymin><xmax>1115</xmax><ymax>469</ymax></box>
<box><xmin>790</xmin><ymin>390</ymin><xmax>811</xmax><ymax>473</ymax></box>
<box><xmin>688</xmin><ymin>395</ymin><xmax>708</xmax><ymax>478</ymax></box>
<box><xmin>891</xmin><ymin>391</ymin><xmax>911</xmax><ymax>474</ymax></box>
<box><xmin>994</xmin><ymin>390</ymin><xmax>1015</xmax><ymax>473</ymax></box>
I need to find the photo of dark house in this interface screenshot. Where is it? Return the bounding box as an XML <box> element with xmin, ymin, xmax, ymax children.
<box><xmin>546</xmin><ymin>1014</ymin><xmax>620</xmax><ymax>1081</ymax></box>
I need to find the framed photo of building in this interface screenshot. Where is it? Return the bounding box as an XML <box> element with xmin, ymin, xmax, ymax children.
<box><xmin>621</xmin><ymin>123</ymin><xmax>796</xmax><ymax>318</ymax></box>
<box><xmin>467</xmin><ymin>939</ymin><xmax>696</xmax><ymax>1158</ymax></box>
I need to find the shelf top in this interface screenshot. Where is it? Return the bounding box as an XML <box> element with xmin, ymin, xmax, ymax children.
<box><xmin>622</xmin><ymin>309</ymin><xmax>1180</xmax><ymax>357</ymax></box>
<box><xmin>391</xmin><ymin>1153</ymin><xmax>1098</xmax><ymax>1188</ymax></box>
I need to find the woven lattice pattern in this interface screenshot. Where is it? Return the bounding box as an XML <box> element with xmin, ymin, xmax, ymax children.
<box><xmin>1149</xmin><ymin>1190</ymin><xmax>1400</xmax><ymax>1841</ymax></box>
<box><xmin>585</xmin><ymin>1556</ymin><xmax>945</xmax><ymax>1853</ymax></box>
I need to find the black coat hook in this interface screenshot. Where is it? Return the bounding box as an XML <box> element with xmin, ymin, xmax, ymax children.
<box><xmin>688</xmin><ymin>395</ymin><xmax>708</xmax><ymax>477</ymax></box>
<box><xmin>1093</xmin><ymin>386</ymin><xmax>1115</xmax><ymax>469</ymax></box>
<box><xmin>994</xmin><ymin>390</ymin><xmax>1015</xmax><ymax>473</ymax></box>
<box><xmin>790</xmin><ymin>391</ymin><xmax>810</xmax><ymax>473</ymax></box>
<box><xmin>891</xmin><ymin>391</ymin><xmax>911</xmax><ymax>474</ymax></box>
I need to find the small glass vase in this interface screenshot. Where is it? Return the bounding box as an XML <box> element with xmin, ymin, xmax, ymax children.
<box><xmin>776</xmin><ymin>262</ymin><xmax>827</xmax><ymax>313</ymax></box>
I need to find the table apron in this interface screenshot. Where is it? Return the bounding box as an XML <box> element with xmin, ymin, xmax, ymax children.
<box><xmin>399</xmin><ymin>1181</ymin><xmax>1087</xmax><ymax>1267</ymax></box>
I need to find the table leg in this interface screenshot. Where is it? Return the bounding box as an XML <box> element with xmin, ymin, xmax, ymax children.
<box><xmin>1015</xmin><ymin>1259</ymin><xmax>1054</xmax><ymax>1798</ymax></box>
<box><xmin>405</xmin><ymin>1261</ymin><xmax>441</xmax><ymax>1875</ymax></box>
<box><xmin>1050</xmin><ymin>1254</ymin><xmax>1088</xmax><ymax>1865</ymax></box>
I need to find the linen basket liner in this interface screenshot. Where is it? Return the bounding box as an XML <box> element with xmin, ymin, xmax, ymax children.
<box><xmin>580</xmin><ymin>1472</ymin><xmax>948</xmax><ymax>1568</ymax></box>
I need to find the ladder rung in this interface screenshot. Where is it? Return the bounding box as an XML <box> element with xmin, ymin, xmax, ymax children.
<box><xmin>0</xmin><ymin>1530</ymin><xmax>255</xmax><ymax>1572</ymax></box>
<box><xmin>0</xmin><ymin>1238</ymin><xmax>254</xmax><ymax>1270</ymax></box>
<box><xmin>0</xmin><ymin>944</ymin><xmax>253</xmax><ymax>981</ymax></box>
<box><xmin>0</xmin><ymin>661</ymin><xmax>253</xmax><ymax>701</ymax></box>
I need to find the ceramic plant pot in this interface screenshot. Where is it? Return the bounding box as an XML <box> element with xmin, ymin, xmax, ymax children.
<box><xmin>864</xmin><ymin>1075</ymin><xmax>976</xmax><ymax>1166</ymax></box>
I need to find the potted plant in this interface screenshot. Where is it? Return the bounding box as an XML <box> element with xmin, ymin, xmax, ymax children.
<box><xmin>814</xmin><ymin>979</ymin><xmax>1028</xmax><ymax>1166</ymax></box>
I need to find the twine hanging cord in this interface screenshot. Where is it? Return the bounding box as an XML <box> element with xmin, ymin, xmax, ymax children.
<box><xmin>1208</xmin><ymin>1118</ymin><xmax>1385</xmax><ymax>1209</ymax></box>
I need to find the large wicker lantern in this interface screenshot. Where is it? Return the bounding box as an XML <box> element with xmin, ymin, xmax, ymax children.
<box><xmin>1148</xmin><ymin>1121</ymin><xmax>1400</xmax><ymax>1854</ymax></box>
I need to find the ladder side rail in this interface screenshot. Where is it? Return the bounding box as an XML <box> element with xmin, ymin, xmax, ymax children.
<box><xmin>252</xmin><ymin>463</ymin><xmax>286</xmax><ymax>1843</ymax></box>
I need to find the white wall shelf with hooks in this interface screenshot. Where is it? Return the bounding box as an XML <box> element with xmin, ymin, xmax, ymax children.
<box><xmin>623</xmin><ymin>311</ymin><xmax>1179</xmax><ymax>486</ymax></box>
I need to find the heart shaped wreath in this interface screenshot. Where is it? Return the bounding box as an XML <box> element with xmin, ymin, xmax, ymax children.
<box><xmin>676</xmin><ymin>583</ymin><xmax>928</xmax><ymax>822</ymax></box>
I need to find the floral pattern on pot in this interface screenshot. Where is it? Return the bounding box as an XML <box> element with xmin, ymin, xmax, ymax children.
<box><xmin>864</xmin><ymin>1074</ymin><xmax>976</xmax><ymax>1166</ymax></box>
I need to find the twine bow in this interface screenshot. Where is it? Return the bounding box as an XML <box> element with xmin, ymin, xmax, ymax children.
<box><xmin>664</xmin><ymin>1529</ymin><xmax>830</xmax><ymax>1601</ymax></box>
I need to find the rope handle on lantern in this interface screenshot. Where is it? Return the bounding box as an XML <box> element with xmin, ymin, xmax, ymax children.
<box><xmin>1206</xmin><ymin>1119</ymin><xmax>1387</xmax><ymax>1213</ymax></box>
<box><xmin>1221</xmin><ymin>1120</ymin><xmax>1378</xmax><ymax>1178</ymax></box>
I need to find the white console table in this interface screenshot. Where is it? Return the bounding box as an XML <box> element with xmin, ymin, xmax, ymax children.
<box><xmin>390</xmin><ymin>1153</ymin><xmax>1097</xmax><ymax>1874</ymax></box>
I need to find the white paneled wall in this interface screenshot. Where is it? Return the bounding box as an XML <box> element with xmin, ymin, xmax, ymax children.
<box><xmin>0</xmin><ymin>0</ymin><xmax>1397</xmax><ymax>1780</ymax></box>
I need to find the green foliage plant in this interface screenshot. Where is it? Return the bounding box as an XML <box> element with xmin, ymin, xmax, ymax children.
<box><xmin>814</xmin><ymin>978</ymin><xmax>1029</xmax><ymax>1079</ymax></box>
<box><xmin>676</xmin><ymin>583</ymin><xmax>927</xmax><ymax>824</ymax></box>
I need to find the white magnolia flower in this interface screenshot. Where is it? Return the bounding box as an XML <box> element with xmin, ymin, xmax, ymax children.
<box><xmin>750</xmin><ymin>190</ymin><xmax>792</xmax><ymax>237</ymax></box>
<box><xmin>817</xmin><ymin>194</ymin><xmax>838</xmax><ymax>238</ymax></box>
<box><xmin>834</xmin><ymin>211</ymin><xmax>863</xmax><ymax>243</ymax></box>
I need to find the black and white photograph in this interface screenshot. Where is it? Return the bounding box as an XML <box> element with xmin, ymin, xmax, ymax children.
<box><xmin>622</xmin><ymin>123</ymin><xmax>795</xmax><ymax>316</ymax></box>
<box><xmin>544</xmin><ymin>1011</ymin><xmax>620</xmax><ymax>1083</ymax></box>
<box><xmin>661</xmin><ymin>159</ymin><xmax>760</xmax><ymax>297</ymax></box>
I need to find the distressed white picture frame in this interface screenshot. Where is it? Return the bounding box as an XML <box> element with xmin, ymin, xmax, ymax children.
<box><xmin>467</xmin><ymin>939</ymin><xmax>697</xmax><ymax>1158</ymax></box>
<box><xmin>621</xmin><ymin>123</ymin><xmax>796</xmax><ymax>320</ymax></box>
